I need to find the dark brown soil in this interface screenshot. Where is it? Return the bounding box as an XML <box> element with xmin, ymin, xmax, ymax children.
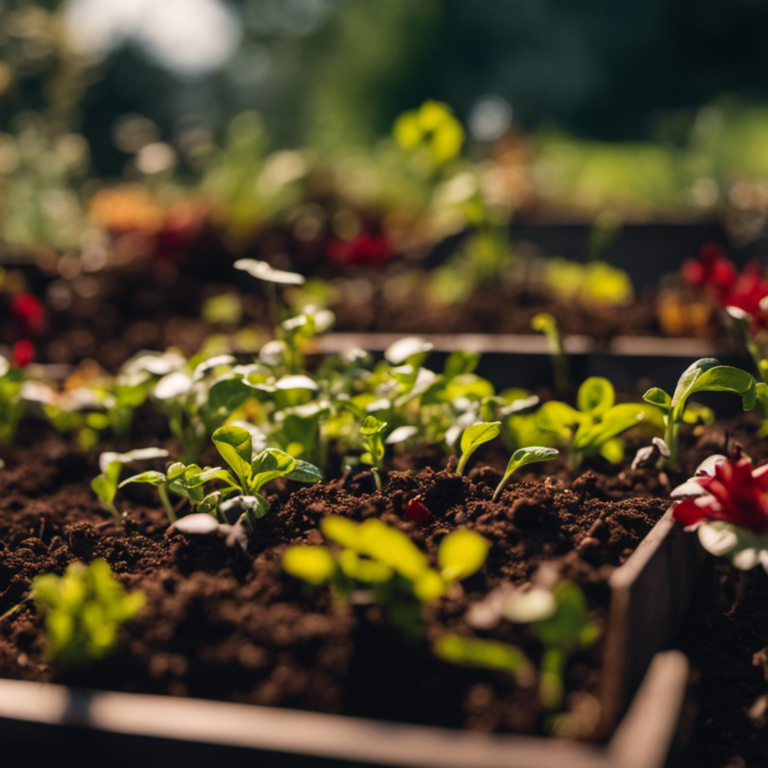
<box><xmin>0</xmin><ymin>422</ymin><xmax>677</xmax><ymax>737</ymax></box>
<box><xmin>675</xmin><ymin>566</ymin><xmax>768</xmax><ymax>768</ymax></box>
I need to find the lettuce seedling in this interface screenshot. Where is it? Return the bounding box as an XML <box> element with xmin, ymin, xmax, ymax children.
<box><xmin>493</xmin><ymin>446</ymin><xmax>559</xmax><ymax>501</ymax></box>
<box><xmin>433</xmin><ymin>634</ymin><xmax>535</xmax><ymax>686</ymax></box>
<box><xmin>504</xmin><ymin>581</ymin><xmax>599</xmax><ymax>710</ymax></box>
<box><xmin>119</xmin><ymin>461</ymin><xmax>228</xmax><ymax>523</ymax></box>
<box><xmin>91</xmin><ymin>448</ymin><xmax>170</xmax><ymax>523</ymax></box>
<box><xmin>31</xmin><ymin>559</ymin><xmax>145</xmax><ymax>666</ymax></box>
<box><xmin>235</xmin><ymin>258</ymin><xmax>304</xmax><ymax>325</ymax></box>
<box><xmin>643</xmin><ymin>358</ymin><xmax>757</xmax><ymax>464</ymax></box>
<box><xmin>532</xmin><ymin>313</ymin><xmax>567</xmax><ymax>394</ymax></box>
<box><xmin>456</xmin><ymin>421</ymin><xmax>501</xmax><ymax>475</ymax></box>
<box><xmin>360</xmin><ymin>415</ymin><xmax>387</xmax><ymax>490</ymax></box>
<box><xmin>283</xmin><ymin>518</ymin><xmax>488</xmax><ymax>637</ymax></box>
<box><xmin>212</xmin><ymin>425</ymin><xmax>322</xmax><ymax>528</ymax></box>
<box><xmin>0</xmin><ymin>354</ymin><xmax>25</xmax><ymax>444</ymax></box>
<box><xmin>537</xmin><ymin>377</ymin><xmax>661</xmax><ymax>467</ymax></box>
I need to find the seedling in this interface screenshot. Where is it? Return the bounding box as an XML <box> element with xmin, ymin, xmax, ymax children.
<box><xmin>537</xmin><ymin>377</ymin><xmax>661</xmax><ymax>467</ymax></box>
<box><xmin>283</xmin><ymin>517</ymin><xmax>488</xmax><ymax>637</ymax></box>
<box><xmin>91</xmin><ymin>448</ymin><xmax>170</xmax><ymax>523</ymax></box>
<box><xmin>360</xmin><ymin>415</ymin><xmax>387</xmax><ymax>490</ymax></box>
<box><xmin>235</xmin><ymin>258</ymin><xmax>304</xmax><ymax>326</ymax></box>
<box><xmin>505</xmin><ymin>581</ymin><xmax>600</xmax><ymax>710</ymax></box>
<box><xmin>643</xmin><ymin>358</ymin><xmax>757</xmax><ymax>464</ymax></box>
<box><xmin>119</xmin><ymin>461</ymin><xmax>228</xmax><ymax>523</ymax></box>
<box><xmin>31</xmin><ymin>559</ymin><xmax>145</xmax><ymax>666</ymax></box>
<box><xmin>493</xmin><ymin>446</ymin><xmax>559</xmax><ymax>501</ymax></box>
<box><xmin>0</xmin><ymin>354</ymin><xmax>24</xmax><ymax>444</ymax></box>
<box><xmin>456</xmin><ymin>421</ymin><xmax>501</xmax><ymax>475</ymax></box>
<box><xmin>433</xmin><ymin>634</ymin><xmax>535</xmax><ymax>686</ymax></box>
<box><xmin>532</xmin><ymin>313</ymin><xmax>567</xmax><ymax>395</ymax></box>
<box><xmin>212</xmin><ymin>425</ymin><xmax>322</xmax><ymax>528</ymax></box>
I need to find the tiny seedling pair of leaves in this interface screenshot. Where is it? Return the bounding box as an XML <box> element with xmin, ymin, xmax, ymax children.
<box><xmin>537</xmin><ymin>377</ymin><xmax>659</xmax><ymax>466</ymax></box>
<box><xmin>456</xmin><ymin>421</ymin><xmax>501</xmax><ymax>475</ymax></box>
<box><xmin>360</xmin><ymin>415</ymin><xmax>387</xmax><ymax>490</ymax></box>
<box><xmin>493</xmin><ymin>446</ymin><xmax>559</xmax><ymax>501</ymax></box>
<box><xmin>212</xmin><ymin>425</ymin><xmax>322</xmax><ymax>526</ymax></box>
<box><xmin>643</xmin><ymin>358</ymin><xmax>757</xmax><ymax>462</ymax></box>
<box><xmin>91</xmin><ymin>448</ymin><xmax>169</xmax><ymax>523</ymax></box>
<box><xmin>31</xmin><ymin>559</ymin><xmax>145</xmax><ymax>667</ymax></box>
<box><xmin>282</xmin><ymin>518</ymin><xmax>489</xmax><ymax>636</ymax></box>
<box><xmin>504</xmin><ymin>581</ymin><xmax>600</xmax><ymax>711</ymax></box>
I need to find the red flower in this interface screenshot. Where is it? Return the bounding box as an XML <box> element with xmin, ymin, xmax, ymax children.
<box><xmin>404</xmin><ymin>496</ymin><xmax>431</xmax><ymax>525</ymax></box>
<box><xmin>11</xmin><ymin>339</ymin><xmax>34</xmax><ymax>368</ymax></box>
<box><xmin>682</xmin><ymin>242</ymin><xmax>737</xmax><ymax>301</ymax></box>
<box><xmin>11</xmin><ymin>293</ymin><xmax>47</xmax><ymax>337</ymax></box>
<box><xmin>328</xmin><ymin>232</ymin><xmax>394</xmax><ymax>267</ymax></box>
<box><xmin>672</xmin><ymin>457</ymin><xmax>768</xmax><ymax>533</ymax></box>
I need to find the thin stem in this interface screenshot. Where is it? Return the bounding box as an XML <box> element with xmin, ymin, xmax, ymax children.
<box><xmin>0</xmin><ymin>595</ymin><xmax>31</xmax><ymax>622</ymax></box>
<box><xmin>158</xmin><ymin>483</ymin><xmax>176</xmax><ymax>524</ymax></box>
<box><xmin>372</xmin><ymin>467</ymin><xmax>382</xmax><ymax>492</ymax></box>
<box><xmin>456</xmin><ymin>453</ymin><xmax>469</xmax><ymax>476</ymax></box>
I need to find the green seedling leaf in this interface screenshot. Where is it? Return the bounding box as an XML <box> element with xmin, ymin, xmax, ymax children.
<box><xmin>444</xmin><ymin>350</ymin><xmax>480</xmax><ymax>377</ymax></box>
<box><xmin>282</xmin><ymin>546</ymin><xmax>337</xmax><ymax>585</ymax></box>
<box><xmin>642</xmin><ymin>387</ymin><xmax>671</xmax><ymax>413</ymax></box>
<box><xmin>321</xmin><ymin>516</ymin><xmax>361</xmax><ymax>550</ymax></box>
<box><xmin>457</xmin><ymin>421</ymin><xmax>501</xmax><ymax>475</ymax></box>
<box><xmin>119</xmin><ymin>471</ymin><xmax>167</xmax><ymax>488</ymax></box>
<box><xmin>494</xmin><ymin>446</ymin><xmax>559</xmax><ymax>501</ymax></box>
<box><xmin>669</xmin><ymin>358</ymin><xmax>720</xmax><ymax>409</ymax></box>
<box><xmin>576</xmin><ymin>377</ymin><xmax>614</xmax><ymax>417</ymax></box>
<box><xmin>212</xmin><ymin>425</ymin><xmax>254</xmax><ymax>490</ymax></box>
<box><xmin>358</xmin><ymin>518</ymin><xmax>428</xmax><ymax>583</ymax></box>
<box><xmin>572</xmin><ymin>404</ymin><xmax>648</xmax><ymax>454</ymax></box>
<box><xmin>361</xmin><ymin>415</ymin><xmax>387</xmax><ymax>436</ymax></box>
<box><xmin>684</xmin><ymin>365</ymin><xmax>757</xmax><ymax>412</ymax></box>
<box><xmin>285</xmin><ymin>460</ymin><xmax>323</xmax><ymax>484</ymax></box>
<box><xmin>31</xmin><ymin>559</ymin><xmax>144</xmax><ymax>667</ymax></box>
<box><xmin>437</xmin><ymin>529</ymin><xmax>490</xmax><ymax>582</ymax></box>
<box><xmin>434</xmin><ymin>634</ymin><xmax>534</xmax><ymax>684</ymax></box>
<box><xmin>535</xmin><ymin>401</ymin><xmax>584</xmax><ymax>436</ymax></box>
<box><xmin>251</xmin><ymin>448</ymin><xmax>298</xmax><ymax>492</ymax></box>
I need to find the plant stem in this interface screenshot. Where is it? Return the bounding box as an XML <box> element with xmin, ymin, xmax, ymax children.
<box><xmin>372</xmin><ymin>467</ymin><xmax>382</xmax><ymax>492</ymax></box>
<box><xmin>456</xmin><ymin>453</ymin><xmax>470</xmax><ymax>476</ymax></box>
<box><xmin>665</xmin><ymin>416</ymin><xmax>679</xmax><ymax>466</ymax></box>
<box><xmin>158</xmin><ymin>483</ymin><xmax>176</xmax><ymax>524</ymax></box>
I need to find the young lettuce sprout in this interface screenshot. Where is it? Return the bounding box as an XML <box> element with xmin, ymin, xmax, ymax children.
<box><xmin>456</xmin><ymin>421</ymin><xmax>501</xmax><ymax>476</ymax></box>
<box><xmin>0</xmin><ymin>354</ymin><xmax>25</xmax><ymax>444</ymax></box>
<box><xmin>283</xmin><ymin>517</ymin><xmax>488</xmax><ymax>637</ymax></box>
<box><xmin>119</xmin><ymin>461</ymin><xmax>227</xmax><ymax>523</ymax></box>
<box><xmin>212</xmin><ymin>425</ymin><xmax>322</xmax><ymax>529</ymax></box>
<box><xmin>493</xmin><ymin>447</ymin><xmax>559</xmax><ymax>502</ymax></box>
<box><xmin>31</xmin><ymin>559</ymin><xmax>145</xmax><ymax>666</ymax></box>
<box><xmin>360</xmin><ymin>415</ymin><xmax>387</xmax><ymax>490</ymax></box>
<box><xmin>643</xmin><ymin>358</ymin><xmax>757</xmax><ymax>464</ymax></box>
<box><xmin>433</xmin><ymin>634</ymin><xmax>535</xmax><ymax>687</ymax></box>
<box><xmin>531</xmin><ymin>313</ymin><xmax>567</xmax><ymax>395</ymax></box>
<box><xmin>537</xmin><ymin>377</ymin><xmax>661</xmax><ymax>468</ymax></box>
<box><xmin>91</xmin><ymin>448</ymin><xmax>170</xmax><ymax>523</ymax></box>
<box><xmin>504</xmin><ymin>581</ymin><xmax>600</xmax><ymax>711</ymax></box>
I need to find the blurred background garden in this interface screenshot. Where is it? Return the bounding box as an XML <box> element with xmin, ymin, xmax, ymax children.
<box><xmin>5</xmin><ymin>0</ymin><xmax>768</xmax><ymax>369</ymax></box>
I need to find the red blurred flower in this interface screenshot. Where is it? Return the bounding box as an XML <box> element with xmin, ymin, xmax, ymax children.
<box><xmin>11</xmin><ymin>293</ymin><xmax>47</xmax><ymax>337</ymax></box>
<box><xmin>682</xmin><ymin>242</ymin><xmax>737</xmax><ymax>302</ymax></box>
<box><xmin>11</xmin><ymin>339</ymin><xmax>34</xmax><ymax>368</ymax></box>
<box><xmin>328</xmin><ymin>232</ymin><xmax>394</xmax><ymax>267</ymax></box>
<box><xmin>404</xmin><ymin>496</ymin><xmax>431</xmax><ymax>525</ymax></box>
<box><xmin>673</xmin><ymin>457</ymin><xmax>768</xmax><ymax>533</ymax></box>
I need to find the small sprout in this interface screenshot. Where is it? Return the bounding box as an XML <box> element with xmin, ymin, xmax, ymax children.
<box><xmin>0</xmin><ymin>353</ymin><xmax>26</xmax><ymax>444</ymax></box>
<box><xmin>493</xmin><ymin>446</ymin><xmax>559</xmax><ymax>502</ymax></box>
<box><xmin>456</xmin><ymin>421</ymin><xmax>501</xmax><ymax>475</ymax></box>
<box><xmin>31</xmin><ymin>560</ymin><xmax>145</xmax><ymax>666</ymax></box>
<box><xmin>212</xmin><ymin>425</ymin><xmax>322</xmax><ymax>528</ymax></box>
<box><xmin>643</xmin><ymin>358</ymin><xmax>757</xmax><ymax>464</ymax></box>
<box><xmin>404</xmin><ymin>496</ymin><xmax>431</xmax><ymax>525</ymax></box>
<box><xmin>360</xmin><ymin>415</ymin><xmax>387</xmax><ymax>491</ymax></box>
<box><xmin>235</xmin><ymin>258</ymin><xmax>304</xmax><ymax>326</ymax></box>
<box><xmin>91</xmin><ymin>448</ymin><xmax>169</xmax><ymax>524</ymax></box>
<box><xmin>504</xmin><ymin>581</ymin><xmax>600</xmax><ymax>711</ymax></box>
<box><xmin>433</xmin><ymin>634</ymin><xmax>535</xmax><ymax>686</ymax></box>
<box><xmin>384</xmin><ymin>337</ymin><xmax>434</xmax><ymax>367</ymax></box>
<box><xmin>532</xmin><ymin>313</ymin><xmax>567</xmax><ymax>394</ymax></box>
<box><xmin>282</xmin><ymin>519</ymin><xmax>488</xmax><ymax>637</ymax></box>
<box><xmin>537</xmin><ymin>378</ymin><xmax>661</xmax><ymax>468</ymax></box>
